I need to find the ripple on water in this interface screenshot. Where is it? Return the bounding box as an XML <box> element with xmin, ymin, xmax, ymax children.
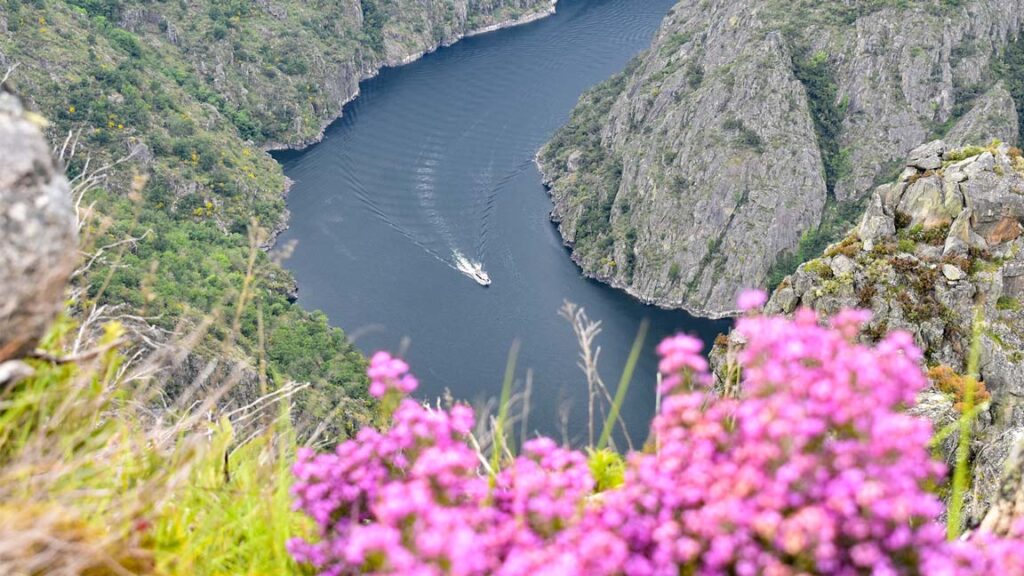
<box><xmin>275</xmin><ymin>0</ymin><xmax>730</xmax><ymax>445</ymax></box>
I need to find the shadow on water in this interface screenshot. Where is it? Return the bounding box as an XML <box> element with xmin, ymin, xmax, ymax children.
<box><xmin>274</xmin><ymin>0</ymin><xmax>732</xmax><ymax>446</ymax></box>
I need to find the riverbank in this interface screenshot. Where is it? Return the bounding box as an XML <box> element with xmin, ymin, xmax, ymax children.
<box><xmin>261</xmin><ymin>1</ymin><xmax>559</xmax><ymax>249</ymax></box>
<box><xmin>262</xmin><ymin>1</ymin><xmax>559</xmax><ymax>155</ymax></box>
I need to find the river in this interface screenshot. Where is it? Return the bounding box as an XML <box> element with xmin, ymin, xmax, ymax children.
<box><xmin>274</xmin><ymin>0</ymin><xmax>730</xmax><ymax>446</ymax></box>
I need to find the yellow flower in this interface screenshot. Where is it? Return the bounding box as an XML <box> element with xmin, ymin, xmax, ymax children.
<box><xmin>68</xmin><ymin>105</ymin><xmax>75</xmax><ymax>113</ymax></box>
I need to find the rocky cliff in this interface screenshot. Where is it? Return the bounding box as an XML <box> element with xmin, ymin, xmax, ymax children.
<box><xmin>744</xmin><ymin>140</ymin><xmax>1023</xmax><ymax>527</ymax></box>
<box><xmin>539</xmin><ymin>0</ymin><xmax>1024</xmax><ymax>317</ymax></box>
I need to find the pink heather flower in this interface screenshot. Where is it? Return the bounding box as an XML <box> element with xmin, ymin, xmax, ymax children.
<box><xmin>737</xmin><ymin>288</ymin><xmax>768</xmax><ymax>312</ymax></box>
<box><xmin>290</xmin><ymin>308</ymin><xmax>1024</xmax><ymax>575</ymax></box>
<box><xmin>367</xmin><ymin>351</ymin><xmax>418</xmax><ymax>398</ymax></box>
<box><xmin>656</xmin><ymin>334</ymin><xmax>709</xmax><ymax>393</ymax></box>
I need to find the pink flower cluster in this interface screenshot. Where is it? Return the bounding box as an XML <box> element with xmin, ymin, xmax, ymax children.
<box><xmin>289</xmin><ymin>301</ymin><xmax>1024</xmax><ymax>575</ymax></box>
<box><xmin>367</xmin><ymin>351</ymin><xmax>418</xmax><ymax>398</ymax></box>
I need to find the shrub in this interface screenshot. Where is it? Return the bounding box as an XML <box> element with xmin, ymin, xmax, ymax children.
<box><xmin>996</xmin><ymin>295</ymin><xmax>1022</xmax><ymax>312</ymax></box>
<box><xmin>944</xmin><ymin>146</ymin><xmax>987</xmax><ymax>163</ymax></box>
<box><xmin>288</xmin><ymin>307</ymin><xmax>1024</xmax><ymax>575</ymax></box>
<box><xmin>927</xmin><ymin>365</ymin><xmax>991</xmax><ymax>412</ymax></box>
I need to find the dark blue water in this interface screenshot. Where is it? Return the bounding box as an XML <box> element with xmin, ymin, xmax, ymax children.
<box><xmin>275</xmin><ymin>0</ymin><xmax>730</xmax><ymax>446</ymax></box>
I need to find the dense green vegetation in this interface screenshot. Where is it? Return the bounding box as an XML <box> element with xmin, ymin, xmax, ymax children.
<box><xmin>790</xmin><ymin>50</ymin><xmax>849</xmax><ymax>195</ymax></box>
<box><xmin>0</xmin><ymin>313</ymin><xmax>319</xmax><ymax>575</ymax></box>
<box><xmin>0</xmin><ymin>0</ymin><xmax>379</xmax><ymax>429</ymax></box>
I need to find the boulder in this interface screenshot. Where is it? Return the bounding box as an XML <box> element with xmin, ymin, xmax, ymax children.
<box><xmin>943</xmin><ymin>208</ymin><xmax>987</xmax><ymax>256</ymax></box>
<box><xmin>897</xmin><ymin>175</ymin><xmax>955</xmax><ymax>229</ymax></box>
<box><xmin>906</xmin><ymin>139</ymin><xmax>945</xmax><ymax>170</ymax></box>
<box><xmin>858</xmin><ymin>193</ymin><xmax>896</xmax><ymax>249</ymax></box>
<box><xmin>961</xmin><ymin>166</ymin><xmax>1024</xmax><ymax>246</ymax></box>
<box><xmin>830</xmin><ymin>254</ymin><xmax>856</xmax><ymax>277</ymax></box>
<box><xmin>0</xmin><ymin>92</ymin><xmax>77</xmax><ymax>362</ymax></box>
<box><xmin>941</xmin><ymin>263</ymin><xmax>964</xmax><ymax>281</ymax></box>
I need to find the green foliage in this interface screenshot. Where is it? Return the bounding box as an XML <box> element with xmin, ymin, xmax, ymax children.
<box><xmin>153</xmin><ymin>417</ymin><xmax>311</xmax><ymax>575</ymax></box>
<box><xmin>722</xmin><ymin>117</ymin><xmax>763</xmax><ymax>153</ymax></box>
<box><xmin>587</xmin><ymin>448</ymin><xmax>625</xmax><ymax>492</ymax></box>
<box><xmin>659</xmin><ymin>31</ymin><xmax>692</xmax><ymax>57</ymax></box>
<box><xmin>791</xmin><ymin>50</ymin><xmax>848</xmax><ymax>194</ymax></box>
<box><xmin>996</xmin><ymin>295</ymin><xmax>1022</xmax><ymax>312</ymax></box>
<box><xmin>944</xmin><ymin>145</ymin><xmax>986</xmax><ymax>163</ymax></box>
<box><xmin>0</xmin><ymin>318</ymin><xmax>314</xmax><ymax>575</ymax></box>
<box><xmin>360</xmin><ymin>0</ymin><xmax>389</xmax><ymax>55</ymax></box>
<box><xmin>668</xmin><ymin>262</ymin><xmax>681</xmax><ymax>282</ymax></box>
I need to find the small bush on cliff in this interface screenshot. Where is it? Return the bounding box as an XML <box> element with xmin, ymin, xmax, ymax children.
<box><xmin>928</xmin><ymin>364</ymin><xmax>991</xmax><ymax>412</ymax></box>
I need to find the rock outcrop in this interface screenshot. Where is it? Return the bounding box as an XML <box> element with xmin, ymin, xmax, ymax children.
<box><xmin>539</xmin><ymin>0</ymin><xmax>1024</xmax><ymax>317</ymax></box>
<box><xmin>0</xmin><ymin>91</ymin><xmax>76</xmax><ymax>363</ymax></box>
<box><xmin>761</xmin><ymin>141</ymin><xmax>1024</xmax><ymax>526</ymax></box>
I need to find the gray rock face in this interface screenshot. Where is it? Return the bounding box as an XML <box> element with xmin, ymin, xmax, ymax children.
<box><xmin>0</xmin><ymin>92</ymin><xmax>76</xmax><ymax>362</ymax></box>
<box><xmin>907</xmin><ymin>140</ymin><xmax>946</xmax><ymax>171</ymax></box>
<box><xmin>858</xmin><ymin>193</ymin><xmax>896</xmax><ymax>250</ymax></box>
<box><xmin>539</xmin><ymin>0</ymin><xmax>1024</xmax><ymax>317</ymax></box>
<box><xmin>761</xmin><ymin>143</ymin><xmax>1024</xmax><ymax>525</ymax></box>
<box><xmin>946</xmin><ymin>83</ymin><xmax>1020</xmax><ymax>148</ymax></box>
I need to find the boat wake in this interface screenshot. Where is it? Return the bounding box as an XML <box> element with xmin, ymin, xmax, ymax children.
<box><xmin>453</xmin><ymin>250</ymin><xmax>491</xmax><ymax>286</ymax></box>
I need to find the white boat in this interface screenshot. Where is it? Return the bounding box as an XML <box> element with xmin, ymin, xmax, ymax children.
<box><xmin>454</xmin><ymin>251</ymin><xmax>491</xmax><ymax>286</ymax></box>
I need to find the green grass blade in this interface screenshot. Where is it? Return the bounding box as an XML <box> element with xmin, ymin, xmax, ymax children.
<box><xmin>597</xmin><ymin>319</ymin><xmax>648</xmax><ymax>452</ymax></box>
<box><xmin>491</xmin><ymin>339</ymin><xmax>520</xmax><ymax>474</ymax></box>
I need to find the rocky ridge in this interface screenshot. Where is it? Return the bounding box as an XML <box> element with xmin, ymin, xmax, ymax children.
<box><xmin>539</xmin><ymin>0</ymin><xmax>1024</xmax><ymax>317</ymax></box>
<box><xmin>741</xmin><ymin>140</ymin><xmax>1023</xmax><ymax>527</ymax></box>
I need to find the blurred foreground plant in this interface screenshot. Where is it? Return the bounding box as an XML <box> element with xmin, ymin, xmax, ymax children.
<box><xmin>289</xmin><ymin>298</ymin><xmax>1024</xmax><ymax>575</ymax></box>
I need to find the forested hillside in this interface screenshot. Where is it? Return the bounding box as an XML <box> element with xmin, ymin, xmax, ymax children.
<box><xmin>0</xmin><ymin>0</ymin><xmax>553</xmax><ymax>426</ymax></box>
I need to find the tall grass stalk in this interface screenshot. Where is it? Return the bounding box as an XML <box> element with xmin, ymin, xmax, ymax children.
<box><xmin>596</xmin><ymin>320</ymin><xmax>647</xmax><ymax>452</ymax></box>
<box><xmin>947</xmin><ymin>307</ymin><xmax>984</xmax><ymax>539</ymax></box>
<box><xmin>491</xmin><ymin>340</ymin><xmax>520</xmax><ymax>474</ymax></box>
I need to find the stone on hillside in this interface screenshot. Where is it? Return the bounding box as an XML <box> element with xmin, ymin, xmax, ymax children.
<box><xmin>566</xmin><ymin>149</ymin><xmax>583</xmax><ymax>173</ymax></box>
<box><xmin>961</xmin><ymin>166</ymin><xmax>1024</xmax><ymax>246</ymax></box>
<box><xmin>942</xmin><ymin>263</ymin><xmax>964</xmax><ymax>281</ymax></box>
<box><xmin>773</xmin><ymin>285</ymin><xmax>798</xmax><ymax>314</ymax></box>
<box><xmin>897</xmin><ymin>175</ymin><xmax>955</xmax><ymax>229</ymax></box>
<box><xmin>830</xmin><ymin>254</ymin><xmax>856</xmax><ymax>277</ymax></box>
<box><xmin>858</xmin><ymin>193</ymin><xmax>896</xmax><ymax>249</ymax></box>
<box><xmin>980</xmin><ymin>432</ymin><xmax>1024</xmax><ymax>536</ymax></box>
<box><xmin>943</xmin><ymin>208</ymin><xmax>987</xmax><ymax>256</ymax></box>
<box><xmin>906</xmin><ymin>140</ymin><xmax>945</xmax><ymax>170</ymax></box>
<box><xmin>1004</xmin><ymin>260</ymin><xmax>1024</xmax><ymax>298</ymax></box>
<box><xmin>0</xmin><ymin>92</ymin><xmax>76</xmax><ymax>362</ymax></box>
